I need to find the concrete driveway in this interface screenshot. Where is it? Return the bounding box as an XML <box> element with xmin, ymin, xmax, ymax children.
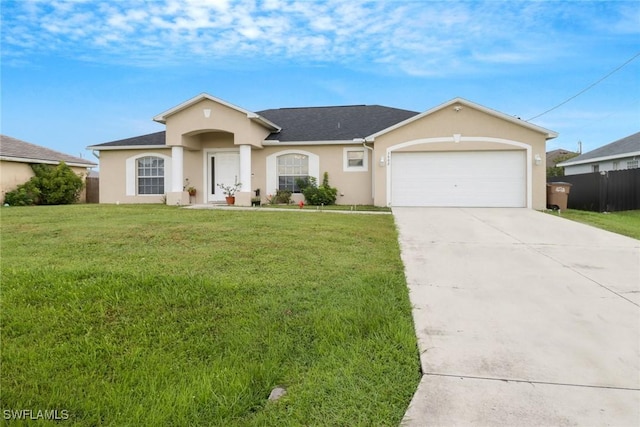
<box><xmin>394</xmin><ymin>208</ymin><xmax>640</xmax><ymax>426</ymax></box>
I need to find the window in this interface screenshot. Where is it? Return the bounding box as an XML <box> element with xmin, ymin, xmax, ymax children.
<box><xmin>137</xmin><ymin>156</ymin><xmax>164</xmax><ymax>194</ymax></box>
<box><xmin>343</xmin><ymin>147</ymin><xmax>368</xmax><ymax>172</ymax></box>
<box><xmin>348</xmin><ymin>150</ymin><xmax>364</xmax><ymax>167</ymax></box>
<box><xmin>591</xmin><ymin>164</ymin><xmax>599</xmax><ymax>173</ymax></box>
<box><xmin>613</xmin><ymin>161</ymin><xmax>619</xmax><ymax>170</ymax></box>
<box><xmin>277</xmin><ymin>153</ymin><xmax>308</xmax><ymax>192</ymax></box>
<box><xmin>627</xmin><ymin>160</ymin><xmax>639</xmax><ymax>169</ymax></box>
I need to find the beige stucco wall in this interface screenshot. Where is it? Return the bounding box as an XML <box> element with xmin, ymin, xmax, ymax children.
<box><xmin>1</xmin><ymin>160</ymin><xmax>90</xmax><ymax>204</ymax></box>
<box><xmin>98</xmin><ymin>149</ymin><xmax>172</xmax><ymax>204</ymax></box>
<box><xmin>251</xmin><ymin>144</ymin><xmax>373</xmax><ymax>206</ymax></box>
<box><xmin>164</xmin><ymin>99</ymin><xmax>271</xmax><ymax>149</ymax></box>
<box><xmin>370</xmin><ymin>105</ymin><xmax>549</xmax><ymax>209</ymax></box>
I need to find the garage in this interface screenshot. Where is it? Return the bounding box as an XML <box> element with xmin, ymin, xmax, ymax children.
<box><xmin>390</xmin><ymin>150</ymin><xmax>527</xmax><ymax>207</ymax></box>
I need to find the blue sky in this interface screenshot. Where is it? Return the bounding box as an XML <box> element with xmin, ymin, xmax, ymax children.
<box><xmin>1</xmin><ymin>0</ymin><xmax>639</xmax><ymax>161</ymax></box>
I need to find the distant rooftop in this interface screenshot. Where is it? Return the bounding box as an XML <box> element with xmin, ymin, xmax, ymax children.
<box><xmin>559</xmin><ymin>131</ymin><xmax>640</xmax><ymax>166</ymax></box>
<box><xmin>0</xmin><ymin>134</ymin><xmax>96</xmax><ymax>167</ymax></box>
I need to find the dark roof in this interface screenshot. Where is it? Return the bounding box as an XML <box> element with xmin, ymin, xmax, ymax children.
<box><xmin>546</xmin><ymin>149</ymin><xmax>579</xmax><ymax>167</ymax></box>
<box><xmin>0</xmin><ymin>134</ymin><xmax>96</xmax><ymax>167</ymax></box>
<box><xmin>89</xmin><ymin>131</ymin><xmax>166</xmax><ymax>148</ymax></box>
<box><xmin>257</xmin><ymin>105</ymin><xmax>420</xmax><ymax>141</ymax></box>
<box><xmin>561</xmin><ymin>131</ymin><xmax>640</xmax><ymax>165</ymax></box>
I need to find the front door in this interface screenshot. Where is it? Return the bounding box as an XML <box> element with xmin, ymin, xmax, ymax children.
<box><xmin>207</xmin><ymin>151</ymin><xmax>240</xmax><ymax>202</ymax></box>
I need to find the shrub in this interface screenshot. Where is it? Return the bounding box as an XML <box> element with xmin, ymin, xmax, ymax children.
<box><xmin>273</xmin><ymin>189</ymin><xmax>292</xmax><ymax>204</ymax></box>
<box><xmin>3</xmin><ymin>181</ymin><xmax>41</xmax><ymax>206</ymax></box>
<box><xmin>296</xmin><ymin>172</ymin><xmax>338</xmax><ymax>205</ymax></box>
<box><xmin>3</xmin><ymin>162</ymin><xmax>84</xmax><ymax>206</ymax></box>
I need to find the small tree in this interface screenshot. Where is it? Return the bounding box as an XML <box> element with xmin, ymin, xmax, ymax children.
<box><xmin>296</xmin><ymin>172</ymin><xmax>338</xmax><ymax>205</ymax></box>
<box><xmin>3</xmin><ymin>162</ymin><xmax>84</xmax><ymax>206</ymax></box>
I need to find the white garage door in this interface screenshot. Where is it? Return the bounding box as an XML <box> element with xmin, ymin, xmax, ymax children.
<box><xmin>391</xmin><ymin>151</ymin><xmax>526</xmax><ymax>207</ymax></box>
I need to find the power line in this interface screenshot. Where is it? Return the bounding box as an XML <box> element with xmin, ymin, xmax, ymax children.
<box><xmin>527</xmin><ymin>51</ymin><xmax>640</xmax><ymax>121</ymax></box>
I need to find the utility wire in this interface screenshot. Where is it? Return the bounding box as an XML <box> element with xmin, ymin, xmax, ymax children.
<box><xmin>527</xmin><ymin>51</ymin><xmax>640</xmax><ymax>121</ymax></box>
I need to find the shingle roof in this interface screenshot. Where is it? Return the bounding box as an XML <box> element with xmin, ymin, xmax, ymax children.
<box><xmin>559</xmin><ymin>131</ymin><xmax>640</xmax><ymax>166</ymax></box>
<box><xmin>0</xmin><ymin>134</ymin><xmax>97</xmax><ymax>167</ymax></box>
<box><xmin>546</xmin><ymin>149</ymin><xmax>579</xmax><ymax>167</ymax></box>
<box><xmin>88</xmin><ymin>131</ymin><xmax>166</xmax><ymax>148</ymax></box>
<box><xmin>257</xmin><ymin>105</ymin><xmax>420</xmax><ymax>141</ymax></box>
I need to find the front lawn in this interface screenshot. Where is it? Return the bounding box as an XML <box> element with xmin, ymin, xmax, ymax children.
<box><xmin>549</xmin><ymin>209</ymin><xmax>640</xmax><ymax>240</ymax></box>
<box><xmin>0</xmin><ymin>205</ymin><xmax>419</xmax><ymax>426</ymax></box>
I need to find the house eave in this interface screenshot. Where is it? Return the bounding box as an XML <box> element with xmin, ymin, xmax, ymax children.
<box><xmin>364</xmin><ymin>97</ymin><xmax>558</xmax><ymax>141</ymax></box>
<box><xmin>262</xmin><ymin>139</ymin><xmax>364</xmax><ymax>146</ymax></box>
<box><xmin>0</xmin><ymin>155</ymin><xmax>96</xmax><ymax>168</ymax></box>
<box><xmin>86</xmin><ymin>145</ymin><xmax>168</xmax><ymax>151</ymax></box>
<box><xmin>558</xmin><ymin>151</ymin><xmax>640</xmax><ymax>167</ymax></box>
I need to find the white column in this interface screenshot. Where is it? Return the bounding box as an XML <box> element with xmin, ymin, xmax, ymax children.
<box><xmin>239</xmin><ymin>144</ymin><xmax>252</xmax><ymax>192</ymax></box>
<box><xmin>171</xmin><ymin>146</ymin><xmax>184</xmax><ymax>192</ymax></box>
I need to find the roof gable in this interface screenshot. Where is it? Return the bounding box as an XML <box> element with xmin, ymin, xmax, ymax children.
<box><xmin>153</xmin><ymin>93</ymin><xmax>280</xmax><ymax>131</ymax></box>
<box><xmin>365</xmin><ymin>98</ymin><xmax>558</xmax><ymax>141</ymax></box>
<box><xmin>257</xmin><ymin>105</ymin><xmax>419</xmax><ymax>142</ymax></box>
<box><xmin>0</xmin><ymin>134</ymin><xmax>97</xmax><ymax>167</ymax></box>
<box><xmin>558</xmin><ymin>131</ymin><xmax>640</xmax><ymax>166</ymax></box>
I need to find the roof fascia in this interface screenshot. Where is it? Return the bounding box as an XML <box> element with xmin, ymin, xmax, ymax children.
<box><xmin>558</xmin><ymin>151</ymin><xmax>640</xmax><ymax>167</ymax></box>
<box><xmin>364</xmin><ymin>98</ymin><xmax>558</xmax><ymax>141</ymax></box>
<box><xmin>262</xmin><ymin>139</ymin><xmax>363</xmax><ymax>146</ymax></box>
<box><xmin>153</xmin><ymin>93</ymin><xmax>281</xmax><ymax>131</ymax></box>
<box><xmin>86</xmin><ymin>145</ymin><xmax>168</xmax><ymax>151</ymax></box>
<box><xmin>0</xmin><ymin>155</ymin><xmax>96</xmax><ymax>168</ymax></box>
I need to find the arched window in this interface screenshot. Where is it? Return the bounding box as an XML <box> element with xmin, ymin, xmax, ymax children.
<box><xmin>277</xmin><ymin>153</ymin><xmax>308</xmax><ymax>193</ymax></box>
<box><xmin>137</xmin><ymin>156</ymin><xmax>165</xmax><ymax>194</ymax></box>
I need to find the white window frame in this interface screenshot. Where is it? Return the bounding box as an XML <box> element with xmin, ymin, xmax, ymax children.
<box><xmin>266</xmin><ymin>150</ymin><xmax>319</xmax><ymax>195</ymax></box>
<box><xmin>126</xmin><ymin>153</ymin><xmax>172</xmax><ymax>196</ymax></box>
<box><xmin>627</xmin><ymin>160</ymin><xmax>639</xmax><ymax>169</ymax></box>
<box><xmin>343</xmin><ymin>147</ymin><xmax>368</xmax><ymax>172</ymax></box>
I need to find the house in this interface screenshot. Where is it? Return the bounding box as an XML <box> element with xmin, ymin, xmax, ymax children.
<box><xmin>557</xmin><ymin>131</ymin><xmax>640</xmax><ymax>175</ymax></box>
<box><xmin>87</xmin><ymin>94</ymin><xmax>557</xmax><ymax>209</ymax></box>
<box><xmin>1</xmin><ymin>134</ymin><xmax>97</xmax><ymax>203</ymax></box>
<box><xmin>546</xmin><ymin>148</ymin><xmax>579</xmax><ymax>177</ymax></box>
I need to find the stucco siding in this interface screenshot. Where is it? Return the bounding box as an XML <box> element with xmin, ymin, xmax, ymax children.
<box><xmin>99</xmin><ymin>149</ymin><xmax>172</xmax><ymax>204</ymax></box>
<box><xmin>371</xmin><ymin>106</ymin><xmax>548</xmax><ymax>209</ymax></box>
<box><xmin>253</xmin><ymin>145</ymin><xmax>373</xmax><ymax>205</ymax></box>
<box><xmin>164</xmin><ymin>99</ymin><xmax>271</xmax><ymax>149</ymax></box>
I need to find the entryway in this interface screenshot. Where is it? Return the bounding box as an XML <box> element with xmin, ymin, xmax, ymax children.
<box><xmin>206</xmin><ymin>151</ymin><xmax>239</xmax><ymax>203</ymax></box>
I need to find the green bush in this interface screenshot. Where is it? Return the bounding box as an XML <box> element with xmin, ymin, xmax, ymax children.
<box><xmin>297</xmin><ymin>172</ymin><xmax>338</xmax><ymax>205</ymax></box>
<box><xmin>3</xmin><ymin>181</ymin><xmax>41</xmax><ymax>206</ymax></box>
<box><xmin>273</xmin><ymin>189</ymin><xmax>292</xmax><ymax>204</ymax></box>
<box><xmin>3</xmin><ymin>162</ymin><xmax>84</xmax><ymax>206</ymax></box>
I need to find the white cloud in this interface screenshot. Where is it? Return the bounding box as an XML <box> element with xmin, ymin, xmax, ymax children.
<box><xmin>0</xmin><ymin>0</ymin><xmax>635</xmax><ymax>76</ymax></box>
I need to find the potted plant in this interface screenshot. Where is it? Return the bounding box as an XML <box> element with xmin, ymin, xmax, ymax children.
<box><xmin>217</xmin><ymin>182</ymin><xmax>242</xmax><ymax>205</ymax></box>
<box><xmin>186</xmin><ymin>186</ymin><xmax>197</xmax><ymax>197</ymax></box>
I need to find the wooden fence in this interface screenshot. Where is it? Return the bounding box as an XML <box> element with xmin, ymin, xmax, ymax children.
<box><xmin>548</xmin><ymin>168</ymin><xmax>640</xmax><ymax>212</ymax></box>
<box><xmin>86</xmin><ymin>177</ymin><xmax>99</xmax><ymax>203</ymax></box>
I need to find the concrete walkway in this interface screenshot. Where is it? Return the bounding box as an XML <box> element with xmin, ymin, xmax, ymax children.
<box><xmin>394</xmin><ymin>208</ymin><xmax>640</xmax><ymax>426</ymax></box>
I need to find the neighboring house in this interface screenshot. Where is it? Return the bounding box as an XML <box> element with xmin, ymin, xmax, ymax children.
<box><xmin>546</xmin><ymin>149</ymin><xmax>579</xmax><ymax>177</ymax></box>
<box><xmin>1</xmin><ymin>134</ymin><xmax>97</xmax><ymax>203</ymax></box>
<box><xmin>557</xmin><ymin>131</ymin><xmax>640</xmax><ymax>175</ymax></box>
<box><xmin>87</xmin><ymin>93</ymin><xmax>557</xmax><ymax>209</ymax></box>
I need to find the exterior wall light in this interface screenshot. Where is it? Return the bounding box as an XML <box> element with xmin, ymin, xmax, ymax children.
<box><xmin>379</xmin><ymin>156</ymin><xmax>385</xmax><ymax>167</ymax></box>
<box><xmin>534</xmin><ymin>154</ymin><xmax>542</xmax><ymax>165</ymax></box>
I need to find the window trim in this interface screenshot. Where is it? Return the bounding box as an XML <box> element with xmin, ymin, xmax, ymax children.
<box><xmin>266</xmin><ymin>150</ymin><xmax>319</xmax><ymax>195</ymax></box>
<box><xmin>343</xmin><ymin>147</ymin><xmax>368</xmax><ymax>172</ymax></box>
<box><xmin>125</xmin><ymin>152</ymin><xmax>172</xmax><ymax>196</ymax></box>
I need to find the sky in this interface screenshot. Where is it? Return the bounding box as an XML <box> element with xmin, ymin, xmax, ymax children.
<box><xmin>1</xmin><ymin>0</ymin><xmax>639</xmax><ymax>163</ymax></box>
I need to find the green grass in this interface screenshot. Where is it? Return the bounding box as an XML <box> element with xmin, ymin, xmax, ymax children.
<box><xmin>257</xmin><ymin>204</ymin><xmax>391</xmax><ymax>212</ymax></box>
<box><xmin>549</xmin><ymin>209</ymin><xmax>640</xmax><ymax>240</ymax></box>
<box><xmin>0</xmin><ymin>205</ymin><xmax>419</xmax><ymax>426</ymax></box>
